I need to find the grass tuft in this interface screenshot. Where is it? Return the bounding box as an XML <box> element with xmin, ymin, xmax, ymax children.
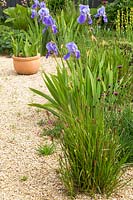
<box><xmin>37</xmin><ymin>143</ymin><xmax>55</xmax><ymax>156</ymax></box>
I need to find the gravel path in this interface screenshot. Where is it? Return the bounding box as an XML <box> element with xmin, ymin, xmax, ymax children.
<box><xmin>0</xmin><ymin>56</ymin><xmax>132</xmax><ymax>200</ymax></box>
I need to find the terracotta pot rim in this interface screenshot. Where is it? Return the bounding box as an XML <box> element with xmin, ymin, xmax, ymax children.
<box><xmin>12</xmin><ymin>54</ymin><xmax>40</xmax><ymax>61</ymax></box>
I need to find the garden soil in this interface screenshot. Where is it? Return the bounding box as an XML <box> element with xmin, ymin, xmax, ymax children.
<box><xmin>0</xmin><ymin>56</ymin><xmax>132</xmax><ymax>200</ymax></box>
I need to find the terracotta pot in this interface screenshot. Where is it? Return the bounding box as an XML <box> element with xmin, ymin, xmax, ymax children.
<box><xmin>12</xmin><ymin>55</ymin><xmax>41</xmax><ymax>75</ymax></box>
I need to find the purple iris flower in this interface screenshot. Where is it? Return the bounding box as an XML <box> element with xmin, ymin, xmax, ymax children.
<box><xmin>46</xmin><ymin>42</ymin><xmax>58</xmax><ymax>58</ymax></box>
<box><xmin>43</xmin><ymin>15</ymin><xmax>54</xmax><ymax>26</ymax></box>
<box><xmin>43</xmin><ymin>15</ymin><xmax>58</xmax><ymax>34</ymax></box>
<box><xmin>95</xmin><ymin>6</ymin><xmax>108</xmax><ymax>23</ymax></box>
<box><xmin>51</xmin><ymin>24</ymin><xmax>58</xmax><ymax>34</ymax></box>
<box><xmin>103</xmin><ymin>15</ymin><xmax>108</xmax><ymax>23</ymax></box>
<box><xmin>32</xmin><ymin>0</ymin><xmax>40</xmax><ymax>9</ymax></box>
<box><xmin>88</xmin><ymin>18</ymin><xmax>93</xmax><ymax>25</ymax></box>
<box><xmin>40</xmin><ymin>2</ymin><xmax>46</xmax><ymax>8</ymax></box>
<box><xmin>64</xmin><ymin>42</ymin><xmax>80</xmax><ymax>60</ymax></box>
<box><xmin>38</xmin><ymin>7</ymin><xmax>49</xmax><ymax>21</ymax></box>
<box><xmin>31</xmin><ymin>9</ymin><xmax>38</xmax><ymax>18</ymax></box>
<box><xmin>77</xmin><ymin>4</ymin><xmax>92</xmax><ymax>25</ymax></box>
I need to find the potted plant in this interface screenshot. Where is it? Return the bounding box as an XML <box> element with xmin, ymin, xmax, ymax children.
<box><xmin>11</xmin><ymin>0</ymin><xmax>58</xmax><ymax>75</ymax></box>
<box><xmin>12</xmin><ymin>21</ymin><xmax>42</xmax><ymax>75</ymax></box>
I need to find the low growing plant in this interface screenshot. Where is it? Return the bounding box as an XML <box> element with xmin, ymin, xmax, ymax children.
<box><xmin>37</xmin><ymin>143</ymin><xmax>55</xmax><ymax>156</ymax></box>
<box><xmin>3</xmin><ymin>4</ymin><xmax>32</xmax><ymax>30</ymax></box>
<box><xmin>0</xmin><ymin>25</ymin><xmax>24</xmax><ymax>55</ymax></box>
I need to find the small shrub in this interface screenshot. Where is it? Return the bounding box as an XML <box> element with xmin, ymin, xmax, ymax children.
<box><xmin>3</xmin><ymin>4</ymin><xmax>32</xmax><ymax>30</ymax></box>
<box><xmin>0</xmin><ymin>25</ymin><xmax>25</xmax><ymax>55</ymax></box>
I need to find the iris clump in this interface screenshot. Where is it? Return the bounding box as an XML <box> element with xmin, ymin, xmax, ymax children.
<box><xmin>31</xmin><ymin>0</ymin><xmax>58</xmax><ymax>34</ymax></box>
<box><xmin>94</xmin><ymin>5</ymin><xmax>108</xmax><ymax>23</ymax></box>
<box><xmin>30</xmin><ymin>1</ymin><xmax>132</xmax><ymax>199</ymax></box>
<box><xmin>77</xmin><ymin>4</ymin><xmax>92</xmax><ymax>25</ymax></box>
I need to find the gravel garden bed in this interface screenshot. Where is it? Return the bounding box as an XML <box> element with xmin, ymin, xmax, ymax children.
<box><xmin>0</xmin><ymin>56</ymin><xmax>132</xmax><ymax>200</ymax></box>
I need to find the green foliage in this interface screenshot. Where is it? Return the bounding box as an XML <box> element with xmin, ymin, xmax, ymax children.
<box><xmin>3</xmin><ymin>4</ymin><xmax>31</xmax><ymax>30</ymax></box>
<box><xmin>42</xmin><ymin>120</ymin><xmax>63</xmax><ymax>139</ymax></box>
<box><xmin>37</xmin><ymin>143</ymin><xmax>55</xmax><ymax>156</ymax></box>
<box><xmin>11</xmin><ymin>19</ymin><xmax>43</xmax><ymax>57</ymax></box>
<box><xmin>29</xmin><ymin>41</ymin><xmax>131</xmax><ymax>196</ymax></box>
<box><xmin>54</xmin><ymin>9</ymin><xmax>79</xmax><ymax>50</ymax></box>
<box><xmin>0</xmin><ymin>25</ymin><xmax>25</xmax><ymax>55</ymax></box>
<box><xmin>29</xmin><ymin>60</ymin><xmax>102</xmax><ymax>118</ymax></box>
<box><xmin>29</xmin><ymin>3</ymin><xmax>132</xmax><ymax>197</ymax></box>
<box><xmin>115</xmin><ymin>8</ymin><xmax>133</xmax><ymax>42</ymax></box>
<box><xmin>83</xmin><ymin>43</ymin><xmax>131</xmax><ymax>102</ymax></box>
<box><xmin>59</xmin><ymin>110</ymin><xmax>127</xmax><ymax>196</ymax></box>
<box><xmin>105</xmin><ymin>105</ymin><xmax>133</xmax><ymax>163</ymax></box>
<box><xmin>46</xmin><ymin>0</ymin><xmax>72</xmax><ymax>13</ymax></box>
<box><xmin>48</xmin><ymin>4</ymin><xmax>80</xmax><ymax>53</ymax></box>
<box><xmin>0</xmin><ymin>7</ymin><xmax>5</xmax><ymax>24</ymax></box>
<box><xmin>118</xmin><ymin>41</ymin><xmax>133</xmax><ymax>68</ymax></box>
<box><xmin>106</xmin><ymin>0</ymin><xmax>132</xmax><ymax>28</ymax></box>
<box><xmin>41</xmin><ymin>29</ymin><xmax>53</xmax><ymax>55</ymax></box>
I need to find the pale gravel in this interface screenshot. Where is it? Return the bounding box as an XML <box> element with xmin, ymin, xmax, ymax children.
<box><xmin>0</xmin><ymin>56</ymin><xmax>132</xmax><ymax>200</ymax></box>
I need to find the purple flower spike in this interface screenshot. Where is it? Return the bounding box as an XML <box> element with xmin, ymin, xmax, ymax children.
<box><xmin>64</xmin><ymin>53</ymin><xmax>71</xmax><ymax>60</ymax></box>
<box><xmin>95</xmin><ymin>6</ymin><xmax>108</xmax><ymax>23</ymax></box>
<box><xmin>31</xmin><ymin>1</ymin><xmax>58</xmax><ymax>35</ymax></box>
<box><xmin>32</xmin><ymin>0</ymin><xmax>40</xmax><ymax>9</ymax></box>
<box><xmin>103</xmin><ymin>15</ymin><xmax>108</xmax><ymax>23</ymax></box>
<box><xmin>98</xmin><ymin>6</ymin><xmax>105</xmax><ymax>16</ymax></box>
<box><xmin>88</xmin><ymin>17</ymin><xmax>93</xmax><ymax>25</ymax></box>
<box><xmin>38</xmin><ymin>7</ymin><xmax>49</xmax><ymax>21</ymax></box>
<box><xmin>43</xmin><ymin>15</ymin><xmax>58</xmax><ymax>34</ymax></box>
<box><xmin>79</xmin><ymin>4</ymin><xmax>90</xmax><ymax>15</ymax></box>
<box><xmin>77</xmin><ymin>4</ymin><xmax>92</xmax><ymax>25</ymax></box>
<box><xmin>31</xmin><ymin>9</ymin><xmax>38</xmax><ymax>18</ymax></box>
<box><xmin>51</xmin><ymin>24</ymin><xmax>58</xmax><ymax>34</ymax></box>
<box><xmin>46</xmin><ymin>42</ymin><xmax>58</xmax><ymax>58</ymax></box>
<box><xmin>64</xmin><ymin>42</ymin><xmax>80</xmax><ymax>60</ymax></box>
<box><xmin>40</xmin><ymin>2</ymin><xmax>46</xmax><ymax>8</ymax></box>
<box><xmin>43</xmin><ymin>15</ymin><xmax>54</xmax><ymax>26</ymax></box>
<box><xmin>77</xmin><ymin>14</ymin><xmax>87</xmax><ymax>24</ymax></box>
<box><xmin>75</xmin><ymin>50</ymin><xmax>80</xmax><ymax>59</ymax></box>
